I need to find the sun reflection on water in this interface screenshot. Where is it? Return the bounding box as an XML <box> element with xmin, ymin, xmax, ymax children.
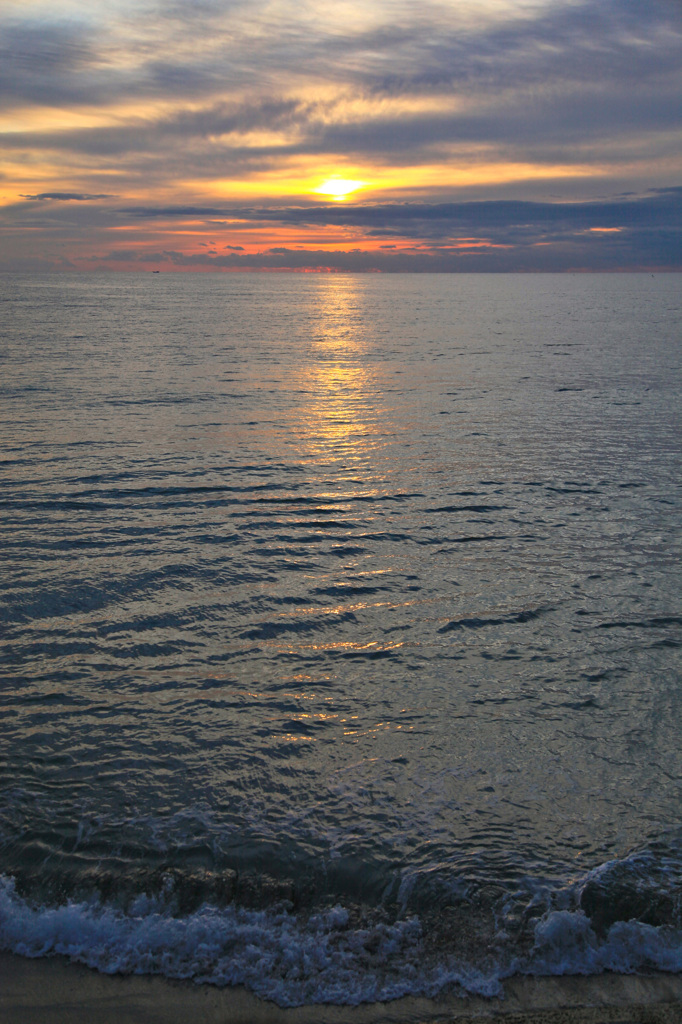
<box><xmin>298</xmin><ymin>276</ymin><xmax>383</xmax><ymax>469</ymax></box>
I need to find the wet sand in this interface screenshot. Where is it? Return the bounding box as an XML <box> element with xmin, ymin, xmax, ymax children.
<box><xmin>1</xmin><ymin>954</ymin><xmax>681</xmax><ymax>1024</ymax></box>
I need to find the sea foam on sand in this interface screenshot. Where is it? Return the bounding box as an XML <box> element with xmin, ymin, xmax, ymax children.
<box><xmin>1</xmin><ymin>952</ymin><xmax>682</xmax><ymax>1024</ymax></box>
<box><xmin>2</xmin><ymin>874</ymin><xmax>682</xmax><ymax>1008</ymax></box>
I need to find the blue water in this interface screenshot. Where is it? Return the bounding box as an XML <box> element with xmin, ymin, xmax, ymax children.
<box><xmin>1</xmin><ymin>272</ymin><xmax>680</xmax><ymax>1004</ymax></box>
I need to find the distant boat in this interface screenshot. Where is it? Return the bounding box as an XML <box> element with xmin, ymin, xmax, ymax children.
<box><xmin>152</xmin><ymin>270</ymin><xmax>160</xmax><ymax>274</ymax></box>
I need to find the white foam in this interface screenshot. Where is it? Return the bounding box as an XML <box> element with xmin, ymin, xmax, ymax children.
<box><xmin>0</xmin><ymin>876</ymin><xmax>501</xmax><ymax>1006</ymax></box>
<box><xmin>527</xmin><ymin>909</ymin><xmax>682</xmax><ymax>976</ymax></box>
<box><xmin>1</xmin><ymin>876</ymin><xmax>680</xmax><ymax>1007</ymax></box>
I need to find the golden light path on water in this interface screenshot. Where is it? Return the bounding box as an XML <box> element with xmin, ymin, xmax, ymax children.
<box><xmin>273</xmin><ymin>275</ymin><xmax>408</xmax><ymax>674</ymax></box>
<box><xmin>300</xmin><ymin>274</ymin><xmax>377</xmax><ymax>466</ymax></box>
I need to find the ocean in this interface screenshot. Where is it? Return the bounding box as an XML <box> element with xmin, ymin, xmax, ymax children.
<box><xmin>1</xmin><ymin>272</ymin><xmax>680</xmax><ymax>1007</ymax></box>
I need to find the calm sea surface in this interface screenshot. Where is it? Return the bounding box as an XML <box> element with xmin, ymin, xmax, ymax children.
<box><xmin>1</xmin><ymin>273</ymin><xmax>680</xmax><ymax>1004</ymax></box>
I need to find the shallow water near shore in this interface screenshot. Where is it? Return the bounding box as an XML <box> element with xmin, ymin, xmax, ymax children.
<box><xmin>1</xmin><ymin>273</ymin><xmax>680</xmax><ymax>1005</ymax></box>
<box><xmin>2</xmin><ymin>952</ymin><xmax>682</xmax><ymax>1024</ymax></box>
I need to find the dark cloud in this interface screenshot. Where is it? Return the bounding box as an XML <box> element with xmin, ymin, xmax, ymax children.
<box><xmin>4</xmin><ymin>84</ymin><xmax>678</xmax><ymax>175</ymax></box>
<box><xmin>5</xmin><ymin>185</ymin><xmax>679</xmax><ymax>272</ymax></box>
<box><xmin>0</xmin><ymin>0</ymin><xmax>678</xmax><ymax>193</ymax></box>
<box><xmin>0</xmin><ymin>20</ymin><xmax>94</xmax><ymax>76</ymax></box>
<box><xmin>85</xmin><ymin>229</ymin><xmax>681</xmax><ymax>272</ymax></box>
<box><xmin>120</xmin><ymin>205</ymin><xmax>225</xmax><ymax>217</ymax></box>
<box><xmin>118</xmin><ymin>189</ymin><xmax>682</xmax><ymax>238</ymax></box>
<box><xmin>0</xmin><ymin>19</ymin><xmax>112</xmax><ymax>109</ymax></box>
<box><xmin>369</xmin><ymin>0</ymin><xmax>681</xmax><ymax>101</ymax></box>
<box><xmin>20</xmin><ymin>193</ymin><xmax>115</xmax><ymax>201</ymax></box>
<box><xmin>2</xmin><ymin>99</ymin><xmax>307</xmax><ymax>162</ymax></box>
<box><xmin>161</xmin><ymin>0</ymin><xmax>247</xmax><ymax>20</ymax></box>
<box><xmin>2</xmin><ymin>0</ymin><xmax>679</xmax><ymax>116</ymax></box>
<box><xmin>71</xmin><ymin>189</ymin><xmax>679</xmax><ymax>271</ymax></box>
<box><xmin>0</xmin><ymin>0</ymin><xmax>679</xmax><ymax>269</ymax></box>
<box><xmin>312</xmin><ymin>91</ymin><xmax>681</xmax><ymax>158</ymax></box>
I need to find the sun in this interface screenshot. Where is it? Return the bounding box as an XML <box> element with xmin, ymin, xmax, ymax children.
<box><xmin>313</xmin><ymin>177</ymin><xmax>366</xmax><ymax>201</ymax></box>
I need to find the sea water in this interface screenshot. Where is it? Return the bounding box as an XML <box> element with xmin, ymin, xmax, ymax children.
<box><xmin>0</xmin><ymin>272</ymin><xmax>680</xmax><ymax>1005</ymax></box>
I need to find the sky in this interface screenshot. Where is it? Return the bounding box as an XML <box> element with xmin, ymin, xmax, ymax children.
<box><xmin>1</xmin><ymin>0</ymin><xmax>680</xmax><ymax>272</ymax></box>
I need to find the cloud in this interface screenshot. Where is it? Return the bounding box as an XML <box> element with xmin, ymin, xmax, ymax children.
<box><xmin>117</xmin><ymin>189</ymin><xmax>682</xmax><ymax>238</ymax></box>
<box><xmin>2</xmin><ymin>1</ymin><xmax>679</xmax><ymax>126</ymax></box>
<box><xmin>1</xmin><ymin>99</ymin><xmax>308</xmax><ymax>165</ymax></box>
<box><xmin>20</xmin><ymin>192</ymin><xmax>115</xmax><ymax>201</ymax></box>
<box><xmin>361</xmin><ymin>0</ymin><xmax>682</xmax><ymax>96</ymax></box>
<box><xmin>0</xmin><ymin>18</ymin><xmax>111</xmax><ymax>110</ymax></box>
<box><xmin>0</xmin><ymin>0</ymin><xmax>679</xmax><ymax>269</ymax></box>
<box><xmin>84</xmin><ymin>229</ymin><xmax>681</xmax><ymax>272</ymax></box>
<box><xmin>4</xmin><ymin>170</ymin><xmax>679</xmax><ymax>278</ymax></box>
<box><xmin>69</xmin><ymin>188</ymin><xmax>678</xmax><ymax>271</ymax></box>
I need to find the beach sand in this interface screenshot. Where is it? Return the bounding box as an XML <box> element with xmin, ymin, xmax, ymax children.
<box><xmin>1</xmin><ymin>954</ymin><xmax>680</xmax><ymax>1024</ymax></box>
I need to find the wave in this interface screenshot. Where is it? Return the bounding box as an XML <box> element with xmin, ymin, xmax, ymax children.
<box><xmin>1</xmin><ymin>869</ymin><xmax>680</xmax><ymax>1008</ymax></box>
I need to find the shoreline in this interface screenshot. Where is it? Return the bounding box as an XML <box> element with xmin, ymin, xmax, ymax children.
<box><xmin>1</xmin><ymin>953</ymin><xmax>681</xmax><ymax>1024</ymax></box>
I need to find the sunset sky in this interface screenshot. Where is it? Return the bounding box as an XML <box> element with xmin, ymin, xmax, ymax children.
<box><xmin>1</xmin><ymin>0</ymin><xmax>680</xmax><ymax>272</ymax></box>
